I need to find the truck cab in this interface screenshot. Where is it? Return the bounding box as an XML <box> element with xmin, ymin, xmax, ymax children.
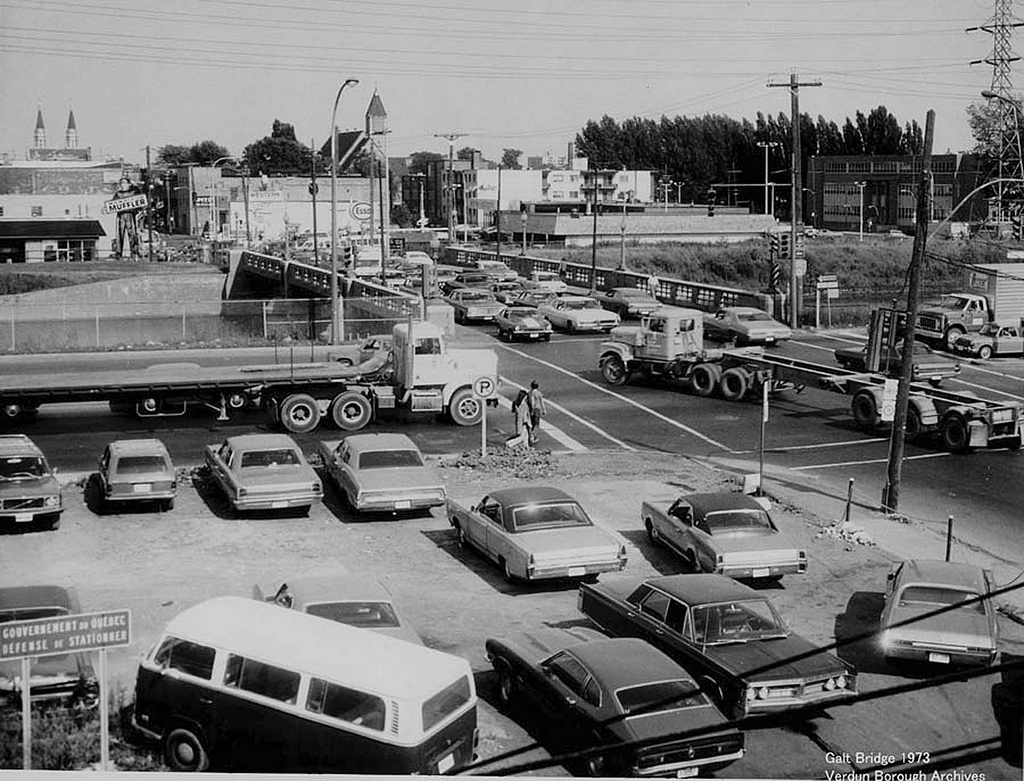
<box><xmin>916</xmin><ymin>293</ymin><xmax>990</xmax><ymax>348</ymax></box>
<box><xmin>608</xmin><ymin>307</ymin><xmax>705</xmax><ymax>362</ymax></box>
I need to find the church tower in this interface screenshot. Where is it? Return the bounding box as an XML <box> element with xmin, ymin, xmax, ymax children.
<box><xmin>66</xmin><ymin>109</ymin><xmax>78</xmax><ymax>149</ymax></box>
<box><xmin>34</xmin><ymin>106</ymin><xmax>46</xmax><ymax>148</ymax></box>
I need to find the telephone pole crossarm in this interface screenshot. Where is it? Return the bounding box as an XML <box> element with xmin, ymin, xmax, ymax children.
<box><xmin>434</xmin><ymin>132</ymin><xmax>467</xmax><ymax>241</ymax></box>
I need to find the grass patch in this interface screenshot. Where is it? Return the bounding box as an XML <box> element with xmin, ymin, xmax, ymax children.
<box><xmin>0</xmin><ymin>262</ymin><xmax>220</xmax><ymax>296</ymax></box>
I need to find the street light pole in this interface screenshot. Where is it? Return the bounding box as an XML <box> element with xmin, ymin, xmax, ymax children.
<box><xmin>618</xmin><ymin>198</ymin><xmax>626</xmax><ymax>270</ymax></box>
<box><xmin>757</xmin><ymin>141</ymin><xmax>780</xmax><ymax>215</ymax></box>
<box><xmin>854</xmin><ymin>181</ymin><xmax>867</xmax><ymax>241</ymax></box>
<box><xmin>330</xmin><ymin>77</ymin><xmax>359</xmax><ymax>346</ymax></box>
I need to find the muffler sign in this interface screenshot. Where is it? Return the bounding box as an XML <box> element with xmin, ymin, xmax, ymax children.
<box><xmin>102</xmin><ymin>194</ymin><xmax>148</xmax><ymax>214</ymax></box>
<box><xmin>0</xmin><ymin>609</ymin><xmax>130</xmax><ymax>660</ymax></box>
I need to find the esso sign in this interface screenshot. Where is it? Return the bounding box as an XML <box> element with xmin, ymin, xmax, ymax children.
<box><xmin>350</xmin><ymin>202</ymin><xmax>371</xmax><ymax>221</ymax></box>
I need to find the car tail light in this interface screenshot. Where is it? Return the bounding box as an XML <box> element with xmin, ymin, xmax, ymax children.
<box><xmin>835</xmin><ymin>675</ymin><xmax>848</xmax><ymax>689</ymax></box>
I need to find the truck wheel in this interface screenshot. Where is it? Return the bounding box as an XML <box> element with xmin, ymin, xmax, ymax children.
<box><xmin>905</xmin><ymin>407</ymin><xmax>923</xmax><ymax>444</ymax></box>
<box><xmin>278</xmin><ymin>393</ymin><xmax>322</xmax><ymax>433</ymax></box>
<box><xmin>330</xmin><ymin>391</ymin><xmax>372</xmax><ymax>431</ymax></box>
<box><xmin>940</xmin><ymin>413</ymin><xmax>971</xmax><ymax>453</ymax></box>
<box><xmin>226</xmin><ymin>393</ymin><xmax>248</xmax><ymax>412</ymax></box>
<box><xmin>719</xmin><ymin>367</ymin><xmax>749</xmax><ymax>401</ymax></box>
<box><xmin>851</xmin><ymin>391</ymin><xmax>878</xmax><ymax>429</ymax></box>
<box><xmin>944</xmin><ymin>326</ymin><xmax>965</xmax><ymax>351</ymax></box>
<box><xmin>979</xmin><ymin>345</ymin><xmax>993</xmax><ymax>360</ymax></box>
<box><xmin>164</xmin><ymin>727</ymin><xmax>210</xmax><ymax>772</ymax></box>
<box><xmin>690</xmin><ymin>364</ymin><xmax>717</xmax><ymax>397</ymax></box>
<box><xmin>600</xmin><ymin>355</ymin><xmax>628</xmax><ymax>386</ymax></box>
<box><xmin>448</xmin><ymin>387</ymin><xmax>483</xmax><ymax>426</ymax></box>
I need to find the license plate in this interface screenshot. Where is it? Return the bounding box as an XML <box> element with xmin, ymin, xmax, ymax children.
<box><xmin>765</xmin><ymin>337</ymin><xmax>775</xmax><ymax>343</ymax></box>
<box><xmin>568</xmin><ymin>566</ymin><xmax>586</xmax><ymax>578</ymax></box>
<box><xmin>271</xmin><ymin>500</ymin><xmax>288</xmax><ymax>509</ymax></box>
<box><xmin>928</xmin><ymin>652</ymin><xmax>950</xmax><ymax>664</ymax></box>
<box><xmin>15</xmin><ymin>512</ymin><xmax>33</xmax><ymax>523</ymax></box>
<box><xmin>752</xmin><ymin>567</ymin><xmax>771</xmax><ymax>578</ymax></box>
<box><xmin>395</xmin><ymin>500</ymin><xmax>412</xmax><ymax>510</ymax></box>
<box><xmin>528</xmin><ymin>334</ymin><xmax>540</xmax><ymax>339</ymax></box>
<box><xmin>132</xmin><ymin>484</ymin><xmax>152</xmax><ymax>493</ymax></box>
<box><xmin>676</xmin><ymin>768</ymin><xmax>698</xmax><ymax>778</ymax></box>
<box><xmin>437</xmin><ymin>752</ymin><xmax>455</xmax><ymax>773</ymax></box>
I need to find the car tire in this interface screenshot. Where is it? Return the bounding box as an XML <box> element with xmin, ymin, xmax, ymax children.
<box><xmin>448</xmin><ymin>387</ymin><xmax>483</xmax><ymax>426</ymax></box>
<box><xmin>278</xmin><ymin>393</ymin><xmax>322</xmax><ymax>434</ymax></box>
<box><xmin>944</xmin><ymin>326</ymin><xmax>965</xmax><ymax>351</ymax></box>
<box><xmin>600</xmin><ymin>355</ymin><xmax>628</xmax><ymax>386</ymax></box>
<box><xmin>330</xmin><ymin>391</ymin><xmax>372</xmax><ymax>431</ymax></box>
<box><xmin>454</xmin><ymin>523</ymin><xmax>467</xmax><ymax>548</ymax></box>
<box><xmin>46</xmin><ymin>515</ymin><xmax>61</xmax><ymax>531</ymax></box>
<box><xmin>500</xmin><ymin>557</ymin><xmax>516</xmax><ymax>584</ymax></box>
<box><xmin>940</xmin><ymin>413</ymin><xmax>971</xmax><ymax>453</ymax></box>
<box><xmin>905</xmin><ymin>407</ymin><xmax>923</xmax><ymax>444</ymax></box>
<box><xmin>160</xmin><ymin>498</ymin><xmax>175</xmax><ymax>512</ymax></box>
<box><xmin>979</xmin><ymin>345</ymin><xmax>993</xmax><ymax>360</ymax></box>
<box><xmin>645</xmin><ymin>519</ymin><xmax>661</xmax><ymax>545</ymax></box>
<box><xmin>851</xmin><ymin>391</ymin><xmax>878</xmax><ymax>429</ymax></box>
<box><xmin>542</xmin><ymin>334</ymin><xmax>551</xmax><ymax>342</ymax></box>
<box><xmin>496</xmin><ymin>663</ymin><xmax>516</xmax><ymax>708</ymax></box>
<box><xmin>164</xmin><ymin>727</ymin><xmax>210</xmax><ymax>772</ymax></box>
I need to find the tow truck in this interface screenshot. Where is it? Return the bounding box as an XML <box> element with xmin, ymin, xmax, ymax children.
<box><xmin>0</xmin><ymin>320</ymin><xmax>498</xmax><ymax>434</ymax></box>
<box><xmin>598</xmin><ymin>307</ymin><xmax>1023</xmax><ymax>453</ymax></box>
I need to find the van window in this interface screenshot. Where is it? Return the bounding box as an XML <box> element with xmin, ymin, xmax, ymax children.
<box><xmin>154</xmin><ymin>637</ymin><xmax>216</xmax><ymax>680</ymax></box>
<box><xmin>422</xmin><ymin>675</ymin><xmax>472</xmax><ymax>732</ymax></box>
<box><xmin>307</xmin><ymin>677</ymin><xmax>385</xmax><ymax>730</ymax></box>
<box><xmin>224</xmin><ymin>654</ymin><xmax>300</xmax><ymax>704</ymax></box>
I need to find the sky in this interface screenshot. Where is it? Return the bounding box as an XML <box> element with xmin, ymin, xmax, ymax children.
<box><xmin>0</xmin><ymin>0</ymin><xmax>1011</xmax><ymax>166</ymax></box>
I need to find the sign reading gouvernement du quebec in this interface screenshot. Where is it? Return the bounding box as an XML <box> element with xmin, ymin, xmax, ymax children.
<box><xmin>0</xmin><ymin>610</ymin><xmax>131</xmax><ymax>661</ymax></box>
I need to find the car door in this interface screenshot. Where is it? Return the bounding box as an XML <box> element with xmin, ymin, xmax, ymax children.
<box><xmin>465</xmin><ymin>495</ymin><xmax>497</xmax><ymax>552</ymax></box>
<box><xmin>334</xmin><ymin>442</ymin><xmax>356</xmax><ymax>501</ymax></box>
<box><xmin>660</xmin><ymin>500</ymin><xmax>692</xmax><ymax>556</ymax></box>
<box><xmin>534</xmin><ymin>652</ymin><xmax>596</xmax><ymax>750</ymax></box>
<box><xmin>483</xmin><ymin>502</ymin><xmax>517</xmax><ymax>567</ymax></box>
<box><xmin>998</xmin><ymin>327</ymin><xmax>1024</xmax><ymax>355</ymax></box>
<box><xmin>211</xmin><ymin>443</ymin><xmax>236</xmax><ymax>497</ymax></box>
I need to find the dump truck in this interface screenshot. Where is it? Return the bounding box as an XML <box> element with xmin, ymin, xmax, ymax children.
<box><xmin>915</xmin><ymin>262</ymin><xmax>1024</xmax><ymax>348</ymax></box>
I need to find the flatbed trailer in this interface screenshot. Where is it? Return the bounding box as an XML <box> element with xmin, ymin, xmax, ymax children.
<box><xmin>598</xmin><ymin>307</ymin><xmax>1023</xmax><ymax>454</ymax></box>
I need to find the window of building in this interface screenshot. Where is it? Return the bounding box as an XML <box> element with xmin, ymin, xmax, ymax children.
<box><xmin>0</xmin><ymin>207</ymin><xmax>4</xmax><ymax>217</ymax></box>
<box><xmin>31</xmin><ymin>206</ymin><xmax>43</xmax><ymax>217</ymax></box>
<box><xmin>550</xmin><ymin>174</ymin><xmax>563</xmax><ymax>182</ymax></box>
<box><xmin>568</xmin><ymin>191</ymin><xmax>579</xmax><ymax>199</ymax></box>
<box><xmin>847</xmin><ymin>162</ymin><xmax>870</xmax><ymax>173</ymax></box>
<box><xmin>57</xmin><ymin>239</ymin><xmax>91</xmax><ymax>262</ymax></box>
<box><xmin>552</xmin><ymin>191</ymin><xmax>564</xmax><ymax>199</ymax></box>
<box><xmin>824</xmin><ymin>162</ymin><xmax>847</xmax><ymax>174</ymax></box>
<box><xmin>872</xmin><ymin>161</ymin><xmax>897</xmax><ymax>174</ymax></box>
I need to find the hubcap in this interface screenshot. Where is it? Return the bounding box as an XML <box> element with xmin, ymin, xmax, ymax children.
<box><xmin>176</xmin><ymin>743</ymin><xmax>195</xmax><ymax>764</ymax></box>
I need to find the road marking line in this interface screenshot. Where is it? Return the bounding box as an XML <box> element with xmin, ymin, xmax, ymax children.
<box><xmin>947</xmin><ymin>376</ymin><xmax>1024</xmax><ymax>400</ymax></box>
<box><xmin>791</xmin><ymin>452</ymin><xmax>951</xmax><ymax>470</ymax></box>
<box><xmin>496</xmin><ymin>377</ymin><xmax>594</xmax><ymax>452</ymax></box>
<box><xmin>958</xmin><ymin>362</ymin><xmax>1024</xmax><ymax>384</ymax></box>
<box><xmin>732</xmin><ymin>437</ymin><xmax>888</xmax><ymax>454</ymax></box>
<box><xmin>497</xmin><ymin>346</ymin><xmax>734</xmax><ymax>452</ymax></box>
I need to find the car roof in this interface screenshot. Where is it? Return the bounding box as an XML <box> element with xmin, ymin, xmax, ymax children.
<box><xmin>722</xmin><ymin>306</ymin><xmax>764</xmax><ymax>314</ymax></box>
<box><xmin>645</xmin><ymin>574</ymin><xmax>761</xmax><ymax>605</ymax></box>
<box><xmin>896</xmin><ymin>559</ymin><xmax>990</xmax><ymax>591</ymax></box>
<box><xmin>164</xmin><ymin>596</ymin><xmax>469</xmax><ymax>697</ymax></box>
<box><xmin>0</xmin><ymin>434</ymin><xmax>44</xmax><ymax>458</ymax></box>
<box><xmin>649</xmin><ymin>306</ymin><xmax>703</xmax><ymax>319</ymax></box>
<box><xmin>554</xmin><ymin>295</ymin><xmax>594</xmax><ymax>303</ymax></box>
<box><xmin>487</xmin><ymin>486</ymin><xmax>577</xmax><ymax>506</ymax></box>
<box><xmin>0</xmin><ymin>584</ymin><xmax>79</xmax><ymax>612</ymax></box>
<box><xmin>343</xmin><ymin>433</ymin><xmax>420</xmax><ymax>453</ymax></box>
<box><xmin>264</xmin><ymin>574</ymin><xmax>394</xmax><ymax>604</ymax></box>
<box><xmin>680</xmin><ymin>492</ymin><xmax>766</xmax><ymax>519</ymax></box>
<box><xmin>108</xmin><ymin>438</ymin><xmax>171</xmax><ymax>456</ymax></box>
<box><xmin>570</xmin><ymin>638</ymin><xmax>691</xmax><ymax>689</ymax></box>
<box><xmin>223</xmin><ymin>433</ymin><xmax>301</xmax><ymax>450</ymax></box>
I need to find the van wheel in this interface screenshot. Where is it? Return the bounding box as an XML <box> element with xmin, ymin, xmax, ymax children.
<box><xmin>164</xmin><ymin>727</ymin><xmax>210</xmax><ymax>772</ymax></box>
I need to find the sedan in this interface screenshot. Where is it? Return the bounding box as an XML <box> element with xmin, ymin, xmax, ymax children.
<box><xmin>599</xmin><ymin>287</ymin><xmax>661</xmax><ymax>319</ymax></box>
<box><xmin>834</xmin><ymin>340</ymin><xmax>961</xmax><ymax>385</ymax></box>
<box><xmin>253</xmin><ymin>574</ymin><xmax>423</xmax><ymax>645</ymax></box>
<box><xmin>204</xmin><ymin>434</ymin><xmax>323</xmax><ymax>515</ymax></box>
<box><xmin>486</xmin><ymin>629</ymin><xmax>744</xmax><ymax>777</ymax></box>
<box><xmin>326</xmin><ymin>333</ymin><xmax>393</xmax><ymax>367</ymax></box>
<box><xmin>316</xmin><ymin>433</ymin><xmax>445</xmax><ymax>513</ymax></box>
<box><xmin>495</xmin><ymin>305</ymin><xmax>552</xmax><ymax>342</ymax></box>
<box><xmin>0</xmin><ymin>585</ymin><xmax>98</xmax><ymax>709</ymax></box>
<box><xmin>579</xmin><ymin>574</ymin><xmax>856</xmax><ymax>718</ymax></box>
<box><xmin>444</xmin><ymin>288</ymin><xmax>506</xmax><ymax>324</ymax></box>
<box><xmin>643</xmin><ymin>492</ymin><xmax>806</xmax><ymax>580</ymax></box>
<box><xmin>703</xmin><ymin>307</ymin><xmax>792</xmax><ymax>345</ymax></box>
<box><xmin>952</xmin><ymin>323</ymin><xmax>1024</xmax><ymax>359</ymax></box>
<box><xmin>880</xmin><ymin>559</ymin><xmax>999</xmax><ymax>667</ymax></box>
<box><xmin>538</xmin><ymin>295</ymin><xmax>621</xmax><ymax>333</ymax></box>
<box><xmin>96</xmin><ymin>438</ymin><xmax>176</xmax><ymax>512</ymax></box>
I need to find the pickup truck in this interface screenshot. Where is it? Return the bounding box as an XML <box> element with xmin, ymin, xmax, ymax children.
<box><xmin>578</xmin><ymin>574</ymin><xmax>856</xmax><ymax>718</ymax></box>
<box><xmin>833</xmin><ymin>340</ymin><xmax>961</xmax><ymax>386</ymax></box>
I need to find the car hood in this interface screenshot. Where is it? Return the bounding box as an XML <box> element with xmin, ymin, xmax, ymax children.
<box><xmin>887</xmin><ymin>606</ymin><xmax>994</xmax><ymax>647</ymax></box>
<box><xmin>0</xmin><ymin>475</ymin><xmax>60</xmax><ymax>497</ymax></box>
<box><xmin>353</xmin><ymin>467</ymin><xmax>442</xmax><ymax>492</ymax></box>
<box><xmin>373</xmin><ymin>625</ymin><xmax>425</xmax><ymax>645</ymax></box>
<box><xmin>509</xmin><ymin>315</ymin><xmax>549</xmax><ymax>329</ymax></box>
<box><xmin>612</xmin><ymin>703</ymin><xmax>732</xmax><ymax>743</ymax></box>
<box><xmin>518</xmin><ymin>526</ymin><xmax>620</xmax><ymax>556</ymax></box>
<box><xmin>707</xmin><ymin>634</ymin><xmax>845</xmax><ymax>682</ymax></box>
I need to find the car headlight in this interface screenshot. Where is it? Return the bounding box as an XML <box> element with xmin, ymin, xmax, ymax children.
<box><xmin>745</xmin><ymin>687</ymin><xmax>757</xmax><ymax>702</ymax></box>
<box><xmin>757</xmin><ymin>686</ymin><xmax>770</xmax><ymax>700</ymax></box>
<box><xmin>835</xmin><ymin>675</ymin><xmax>848</xmax><ymax>690</ymax></box>
<box><xmin>825</xmin><ymin>677</ymin><xmax>836</xmax><ymax>691</ymax></box>
<box><xmin>43</xmin><ymin>495</ymin><xmax>61</xmax><ymax>508</ymax></box>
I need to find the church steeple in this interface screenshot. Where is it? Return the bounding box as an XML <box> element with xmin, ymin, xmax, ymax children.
<box><xmin>66</xmin><ymin>108</ymin><xmax>78</xmax><ymax>149</ymax></box>
<box><xmin>34</xmin><ymin>105</ymin><xmax>46</xmax><ymax>148</ymax></box>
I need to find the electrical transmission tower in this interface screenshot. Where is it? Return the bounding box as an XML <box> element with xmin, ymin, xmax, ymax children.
<box><xmin>969</xmin><ymin>0</ymin><xmax>1024</xmax><ymax>226</ymax></box>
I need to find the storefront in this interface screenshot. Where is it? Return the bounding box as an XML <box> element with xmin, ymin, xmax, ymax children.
<box><xmin>0</xmin><ymin>219</ymin><xmax>105</xmax><ymax>263</ymax></box>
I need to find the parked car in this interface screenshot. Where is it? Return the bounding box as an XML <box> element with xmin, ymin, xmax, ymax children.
<box><xmin>599</xmin><ymin>287</ymin><xmax>661</xmax><ymax>319</ymax></box>
<box><xmin>529</xmin><ymin>270</ymin><xmax>569</xmax><ymax>294</ymax></box>
<box><xmin>0</xmin><ymin>434</ymin><xmax>62</xmax><ymax>531</ymax></box>
<box><xmin>578</xmin><ymin>574</ymin><xmax>856</xmax><ymax>718</ymax></box>
<box><xmin>441</xmin><ymin>271</ymin><xmax>504</xmax><ymax>294</ymax></box>
<box><xmin>327</xmin><ymin>333</ymin><xmax>393</xmax><ymax>367</ymax></box>
<box><xmin>96</xmin><ymin>438</ymin><xmax>176</xmax><ymax>512</ymax></box>
<box><xmin>253</xmin><ymin>574</ymin><xmax>423</xmax><ymax>645</ymax></box>
<box><xmin>703</xmin><ymin>307</ymin><xmax>792</xmax><ymax>346</ymax></box>
<box><xmin>538</xmin><ymin>295</ymin><xmax>621</xmax><ymax>333</ymax></box>
<box><xmin>444</xmin><ymin>288</ymin><xmax>505</xmax><ymax>324</ymax></box>
<box><xmin>495</xmin><ymin>305</ymin><xmax>553</xmax><ymax>342</ymax></box>
<box><xmin>506</xmin><ymin>289</ymin><xmax>558</xmax><ymax>309</ymax></box>
<box><xmin>471</xmin><ymin>258</ymin><xmax>518</xmax><ymax>282</ymax></box>
<box><xmin>834</xmin><ymin>340</ymin><xmax>961</xmax><ymax>385</ymax></box>
<box><xmin>401</xmin><ymin>250</ymin><xmax>434</xmax><ymax>266</ymax></box>
<box><xmin>643</xmin><ymin>492</ymin><xmax>807</xmax><ymax>581</ymax></box>
<box><xmin>0</xmin><ymin>585</ymin><xmax>98</xmax><ymax>708</ymax></box>
<box><xmin>952</xmin><ymin>323</ymin><xmax>1024</xmax><ymax>359</ymax></box>
<box><xmin>447</xmin><ymin>486</ymin><xmax>628</xmax><ymax>583</ymax></box>
<box><xmin>880</xmin><ymin>559</ymin><xmax>999</xmax><ymax>667</ymax></box>
<box><xmin>316</xmin><ymin>433</ymin><xmax>445</xmax><ymax>513</ymax></box>
<box><xmin>204</xmin><ymin>434</ymin><xmax>322</xmax><ymax>515</ymax></box>
<box><xmin>485</xmin><ymin>629</ymin><xmax>744</xmax><ymax>777</ymax></box>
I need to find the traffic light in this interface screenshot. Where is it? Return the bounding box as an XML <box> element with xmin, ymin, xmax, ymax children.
<box><xmin>341</xmin><ymin>244</ymin><xmax>353</xmax><ymax>268</ymax></box>
<box><xmin>778</xmin><ymin>233</ymin><xmax>791</xmax><ymax>260</ymax></box>
<box><xmin>707</xmin><ymin>188</ymin><xmax>717</xmax><ymax>218</ymax></box>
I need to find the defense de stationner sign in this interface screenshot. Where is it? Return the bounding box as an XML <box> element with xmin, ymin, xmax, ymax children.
<box><xmin>0</xmin><ymin>610</ymin><xmax>131</xmax><ymax>661</ymax></box>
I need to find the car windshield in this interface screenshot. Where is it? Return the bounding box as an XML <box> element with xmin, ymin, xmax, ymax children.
<box><xmin>978</xmin><ymin>323</ymin><xmax>999</xmax><ymax>336</ymax></box>
<box><xmin>511</xmin><ymin>501</ymin><xmax>593</xmax><ymax>531</ymax></box>
<box><xmin>0</xmin><ymin>456</ymin><xmax>47</xmax><ymax>479</ymax></box>
<box><xmin>705</xmin><ymin>509</ymin><xmax>774</xmax><ymax>534</ymax></box>
<box><xmin>357</xmin><ymin>449</ymin><xmax>424</xmax><ymax>469</ymax></box>
<box><xmin>305</xmin><ymin>601</ymin><xmax>401</xmax><ymax>628</ymax></box>
<box><xmin>618</xmin><ymin>290</ymin><xmax>651</xmax><ymax>299</ymax></box>
<box><xmin>565</xmin><ymin>299</ymin><xmax>600</xmax><ymax>310</ymax></box>
<box><xmin>693</xmin><ymin>600</ymin><xmax>787</xmax><ymax>644</ymax></box>
<box><xmin>898</xmin><ymin>586</ymin><xmax>985</xmax><ymax>614</ymax></box>
<box><xmin>616</xmin><ymin>679</ymin><xmax>709</xmax><ymax>715</ymax></box>
<box><xmin>934</xmin><ymin>295</ymin><xmax>970</xmax><ymax>310</ymax></box>
<box><xmin>240</xmin><ymin>449</ymin><xmax>301</xmax><ymax>468</ymax></box>
<box><xmin>115</xmin><ymin>455</ymin><xmax>168</xmax><ymax>475</ymax></box>
<box><xmin>738</xmin><ymin>311</ymin><xmax>773</xmax><ymax>322</ymax></box>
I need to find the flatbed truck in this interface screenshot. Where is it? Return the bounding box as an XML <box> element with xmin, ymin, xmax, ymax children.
<box><xmin>598</xmin><ymin>307</ymin><xmax>1023</xmax><ymax>454</ymax></box>
<box><xmin>0</xmin><ymin>321</ymin><xmax>498</xmax><ymax>435</ymax></box>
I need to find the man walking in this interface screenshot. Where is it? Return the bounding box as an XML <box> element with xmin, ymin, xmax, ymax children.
<box><xmin>527</xmin><ymin>380</ymin><xmax>545</xmax><ymax>446</ymax></box>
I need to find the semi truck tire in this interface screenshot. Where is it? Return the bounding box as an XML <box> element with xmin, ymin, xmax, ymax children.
<box><xmin>600</xmin><ymin>355</ymin><xmax>628</xmax><ymax>386</ymax></box>
<box><xmin>851</xmin><ymin>390</ymin><xmax>878</xmax><ymax>429</ymax></box>
<box><xmin>719</xmin><ymin>367</ymin><xmax>750</xmax><ymax>401</ymax></box>
<box><xmin>330</xmin><ymin>391</ymin><xmax>372</xmax><ymax>431</ymax></box>
<box><xmin>278</xmin><ymin>393</ymin><xmax>322</xmax><ymax>433</ymax></box>
<box><xmin>689</xmin><ymin>364</ymin><xmax>718</xmax><ymax>397</ymax></box>
<box><xmin>940</xmin><ymin>413</ymin><xmax>971</xmax><ymax>453</ymax></box>
<box><xmin>944</xmin><ymin>326</ymin><xmax>965</xmax><ymax>350</ymax></box>
<box><xmin>448</xmin><ymin>387</ymin><xmax>483</xmax><ymax>426</ymax></box>
<box><xmin>905</xmin><ymin>407</ymin><xmax>923</xmax><ymax>443</ymax></box>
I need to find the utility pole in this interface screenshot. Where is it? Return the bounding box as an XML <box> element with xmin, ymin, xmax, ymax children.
<box><xmin>495</xmin><ymin>165</ymin><xmax>502</xmax><ymax>261</ymax></box>
<box><xmin>768</xmin><ymin>72</ymin><xmax>822</xmax><ymax>330</ymax></box>
<box><xmin>145</xmin><ymin>144</ymin><xmax>153</xmax><ymax>263</ymax></box>
<box><xmin>434</xmin><ymin>132</ymin><xmax>466</xmax><ymax>242</ymax></box>
<box><xmin>883</xmin><ymin>110</ymin><xmax>935</xmax><ymax>515</ymax></box>
<box><xmin>310</xmin><ymin>137</ymin><xmax>319</xmax><ymax>265</ymax></box>
<box><xmin>756</xmin><ymin>141</ymin><xmax>780</xmax><ymax>215</ymax></box>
